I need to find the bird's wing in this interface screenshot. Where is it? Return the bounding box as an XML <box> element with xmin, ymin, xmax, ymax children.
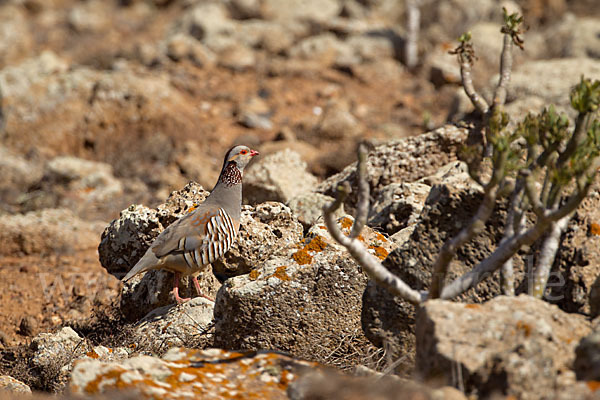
<box><xmin>151</xmin><ymin>204</ymin><xmax>236</xmax><ymax>262</ymax></box>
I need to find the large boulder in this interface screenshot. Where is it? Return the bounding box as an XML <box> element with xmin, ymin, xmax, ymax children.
<box><xmin>0</xmin><ymin>208</ymin><xmax>105</xmax><ymax>256</ymax></box>
<box><xmin>317</xmin><ymin>125</ymin><xmax>468</xmax><ymax>211</ymax></box>
<box><xmin>214</xmin><ymin>216</ymin><xmax>395</xmax><ymax>369</ymax></box>
<box><xmin>416</xmin><ymin>296</ymin><xmax>592</xmax><ymax>399</ymax></box>
<box><xmin>243</xmin><ymin>149</ymin><xmax>319</xmax><ymax>205</ymax></box>
<box><xmin>361</xmin><ymin>162</ymin><xmax>515</xmax><ymax>365</ymax></box>
<box><xmin>69</xmin><ymin>347</ymin><xmax>319</xmax><ymax>398</ymax></box>
<box><xmin>212</xmin><ymin>202</ymin><xmax>304</xmax><ymax>280</ymax></box>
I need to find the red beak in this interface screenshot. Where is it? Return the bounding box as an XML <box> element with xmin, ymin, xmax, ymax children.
<box><xmin>249</xmin><ymin>149</ymin><xmax>259</xmax><ymax>157</ymax></box>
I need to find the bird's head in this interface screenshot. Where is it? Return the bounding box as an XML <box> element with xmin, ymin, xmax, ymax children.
<box><xmin>223</xmin><ymin>145</ymin><xmax>259</xmax><ymax>171</ymax></box>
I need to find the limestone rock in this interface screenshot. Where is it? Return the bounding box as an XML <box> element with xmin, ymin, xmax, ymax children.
<box><xmin>503</xmin><ymin>58</ymin><xmax>600</xmax><ymax>118</ymax></box>
<box><xmin>212</xmin><ymin>202</ymin><xmax>304</xmax><ymax>280</ymax></box>
<box><xmin>288</xmin><ymin>192</ymin><xmax>343</xmax><ymax>229</ymax></box>
<box><xmin>214</xmin><ymin>215</ymin><xmax>395</xmax><ymax>368</ymax></box>
<box><xmin>368</xmin><ymin>182</ymin><xmax>431</xmax><ymax>236</ymax></box>
<box><xmin>70</xmin><ymin>347</ymin><xmax>319</xmax><ymax>398</ymax></box>
<box><xmin>317</xmin><ymin>125</ymin><xmax>468</xmax><ymax>211</ymax></box>
<box><xmin>243</xmin><ymin>149</ymin><xmax>319</xmax><ymax>205</ymax></box>
<box><xmin>0</xmin><ymin>375</ymin><xmax>31</xmax><ymax>394</ymax></box>
<box><xmin>0</xmin><ymin>209</ymin><xmax>104</xmax><ymax>256</ymax></box>
<box><xmin>574</xmin><ymin>322</ymin><xmax>600</xmax><ymax>381</ymax></box>
<box><xmin>133</xmin><ymin>297</ymin><xmax>214</xmax><ymax>352</ymax></box>
<box><xmin>416</xmin><ymin>296</ymin><xmax>591</xmax><ymax>399</ymax></box>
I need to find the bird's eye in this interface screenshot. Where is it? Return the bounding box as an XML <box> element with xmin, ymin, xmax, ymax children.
<box><xmin>240</xmin><ymin>149</ymin><xmax>248</xmax><ymax>155</ymax></box>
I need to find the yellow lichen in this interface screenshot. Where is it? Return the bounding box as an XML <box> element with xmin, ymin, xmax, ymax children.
<box><xmin>292</xmin><ymin>249</ymin><xmax>313</xmax><ymax>265</ymax></box>
<box><xmin>271</xmin><ymin>266</ymin><xmax>290</xmax><ymax>281</ymax></box>
<box><xmin>516</xmin><ymin>320</ymin><xmax>531</xmax><ymax>337</ymax></box>
<box><xmin>249</xmin><ymin>270</ymin><xmax>260</xmax><ymax>281</ymax></box>
<box><xmin>340</xmin><ymin>217</ymin><xmax>353</xmax><ymax>230</ymax></box>
<box><xmin>587</xmin><ymin>381</ymin><xmax>600</xmax><ymax>392</ymax></box>
<box><xmin>305</xmin><ymin>235</ymin><xmax>328</xmax><ymax>253</ymax></box>
<box><xmin>369</xmin><ymin>246</ymin><xmax>388</xmax><ymax>260</ymax></box>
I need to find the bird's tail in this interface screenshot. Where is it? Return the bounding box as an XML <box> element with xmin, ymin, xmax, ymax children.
<box><xmin>122</xmin><ymin>249</ymin><xmax>160</xmax><ymax>281</ymax></box>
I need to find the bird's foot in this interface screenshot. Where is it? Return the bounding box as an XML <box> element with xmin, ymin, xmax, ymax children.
<box><xmin>172</xmin><ymin>287</ymin><xmax>191</xmax><ymax>304</ymax></box>
<box><xmin>192</xmin><ymin>276</ymin><xmax>215</xmax><ymax>302</ymax></box>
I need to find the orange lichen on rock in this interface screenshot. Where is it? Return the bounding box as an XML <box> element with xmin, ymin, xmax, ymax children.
<box><xmin>369</xmin><ymin>245</ymin><xmax>388</xmax><ymax>260</ymax></box>
<box><xmin>271</xmin><ymin>266</ymin><xmax>291</xmax><ymax>281</ymax></box>
<box><xmin>587</xmin><ymin>381</ymin><xmax>600</xmax><ymax>392</ymax></box>
<box><xmin>340</xmin><ymin>217</ymin><xmax>353</xmax><ymax>230</ymax></box>
<box><xmin>590</xmin><ymin>222</ymin><xmax>600</xmax><ymax>236</ymax></box>
<box><xmin>464</xmin><ymin>304</ymin><xmax>480</xmax><ymax>310</ymax></box>
<box><xmin>305</xmin><ymin>235</ymin><xmax>328</xmax><ymax>253</ymax></box>
<box><xmin>292</xmin><ymin>235</ymin><xmax>328</xmax><ymax>265</ymax></box>
<box><xmin>516</xmin><ymin>320</ymin><xmax>531</xmax><ymax>337</ymax></box>
<box><xmin>73</xmin><ymin>348</ymin><xmax>321</xmax><ymax>399</ymax></box>
<box><xmin>292</xmin><ymin>248</ymin><xmax>313</xmax><ymax>265</ymax></box>
<box><xmin>249</xmin><ymin>269</ymin><xmax>260</xmax><ymax>281</ymax></box>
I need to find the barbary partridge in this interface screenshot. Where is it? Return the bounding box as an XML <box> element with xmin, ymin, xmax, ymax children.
<box><xmin>123</xmin><ymin>145</ymin><xmax>259</xmax><ymax>303</ymax></box>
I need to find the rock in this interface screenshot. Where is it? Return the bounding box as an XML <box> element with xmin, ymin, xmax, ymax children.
<box><xmin>421</xmin><ymin>0</ymin><xmax>497</xmax><ymax>39</ymax></box>
<box><xmin>288</xmin><ymin>368</ymin><xmax>467</xmax><ymax>400</ymax></box>
<box><xmin>503</xmin><ymin>58</ymin><xmax>600</xmax><ymax>118</ymax></box>
<box><xmin>134</xmin><ymin>297</ymin><xmax>214</xmax><ymax>351</ymax></box>
<box><xmin>0</xmin><ymin>208</ymin><xmax>105</xmax><ymax>256</ymax></box>
<box><xmin>212</xmin><ymin>202</ymin><xmax>304</xmax><ymax>280</ymax></box>
<box><xmin>68</xmin><ymin>0</ymin><xmax>111</xmax><ymax>33</ymax></box>
<box><xmin>416</xmin><ymin>295</ymin><xmax>591</xmax><ymax>399</ymax></box>
<box><xmin>361</xmin><ymin>162</ymin><xmax>507</xmax><ymax>366</ymax></box>
<box><xmin>31</xmin><ymin>327</ymin><xmax>88</xmax><ymax>391</ymax></box>
<box><xmin>32</xmin><ymin>156</ymin><xmax>124</xmax><ymax>215</ymax></box>
<box><xmin>260</xmin><ymin>0</ymin><xmax>341</xmax><ymax>24</ymax></box>
<box><xmin>70</xmin><ymin>347</ymin><xmax>319</xmax><ymax>397</ymax></box>
<box><xmin>288</xmin><ymin>33</ymin><xmax>354</xmax><ymax>67</ymax></box>
<box><xmin>574</xmin><ymin>323</ymin><xmax>600</xmax><ymax>381</ymax></box>
<box><xmin>218</xmin><ymin>43</ymin><xmax>256</xmax><ymax>71</ymax></box>
<box><xmin>315</xmin><ymin>104</ymin><xmax>363</xmax><ymax>140</ymax></box>
<box><xmin>0</xmin><ymin>375</ymin><xmax>31</xmax><ymax>394</ymax></box>
<box><xmin>213</xmin><ymin>215</ymin><xmax>395</xmax><ymax>368</ymax></box>
<box><xmin>317</xmin><ymin>125</ymin><xmax>468</xmax><ymax>211</ymax></box>
<box><xmin>0</xmin><ymin>146</ymin><xmax>43</xmax><ymax>213</ymax></box>
<box><xmin>429</xmin><ymin>46</ymin><xmax>461</xmax><ymax>87</ymax></box>
<box><xmin>368</xmin><ymin>182</ymin><xmax>431</xmax><ymax>236</ymax></box>
<box><xmin>236</xmin><ymin>20</ymin><xmax>295</xmax><ymax>54</ymax></box>
<box><xmin>545</xmin><ymin>188</ymin><xmax>600</xmax><ymax>317</ymax></box>
<box><xmin>288</xmin><ymin>192</ymin><xmax>343</xmax><ymax>229</ymax></box>
<box><xmin>243</xmin><ymin>149</ymin><xmax>319</xmax><ymax>205</ymax></box>
<box><xmin>543</xmin><ymin>15</ymin><xmax>600</xmax><ymax>59</ymax></box>
<box><xmin>166</xmin><ymin>33</ymin><xmax>217</xmax><ymax>67</ymax></box>
<box><xmin>186</xmin><ymin>2</ymin><xmax>236</xmax><ymax>44</ymax></box>
<box><xmin>0</xmin><ymin>6</ymin><xmax>34</xmax><ymax>68</ymax></box>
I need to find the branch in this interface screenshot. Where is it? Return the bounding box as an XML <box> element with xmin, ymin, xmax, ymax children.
<box><xmin>450</xmin><ymin>33</ymin><xmax>490</xmax><ymax>115</ymax></box>
<box><xmin>500</xmin><ymin>185</ymin><xmax>525</xmax><ymax>295</ymax></box>
<box><xmin>492</xmin><ymin>33</ymin><xmax>513</xmax><ymax>108</ymax></box>
<box><xmin>530</xmin><ymin>214</ymin><xmax>570</xmax><ymax>298</ymax></box>
<box><xmin>323</xmin><ymin>153</ymin><xmax>424</xmax><ymax>305</ymax></box>
<box><xmin>350</xmin><ymin>144</ymin><xmax>369</xmax><ymax>239</ymax></box>
<box><xmin>459</xmin><ymin>57</ymin><xmax>489</xmax><ymax>115</ymax></box>
<box><xmin>404</xmin><ymin>0</ymin><xmax>421</xmax><ymax>69</ymax></box>
<box><xmin>440</xmin><ymin>173</ymin><xmax>593</xmax><ymax>300</ymax></box>
<box><xmin>429</xmin><ymin>150</ymin><xmax>506</xmax><ymax>298</ymax></box>
<box><xmin>439</xmin><ymin>215</ymin><xmax>549</xmax><ymax>300</ymax></box>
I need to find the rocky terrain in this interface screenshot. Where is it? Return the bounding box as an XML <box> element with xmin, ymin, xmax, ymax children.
<box><xmin>1</xmin><ymin>0</ymin><xmax>600</xmax><ymax>398</ymax></box>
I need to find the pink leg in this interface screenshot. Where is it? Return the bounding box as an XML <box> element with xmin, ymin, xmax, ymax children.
<box><xmin>172</xmin><ymin>272</ymin><xmax>191</xmax><ymax>304</ymax></box>
<box><xmin>192</xmin><ymin>276</ymin><xmax>215</xmax><ymax>302</ymax></box>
